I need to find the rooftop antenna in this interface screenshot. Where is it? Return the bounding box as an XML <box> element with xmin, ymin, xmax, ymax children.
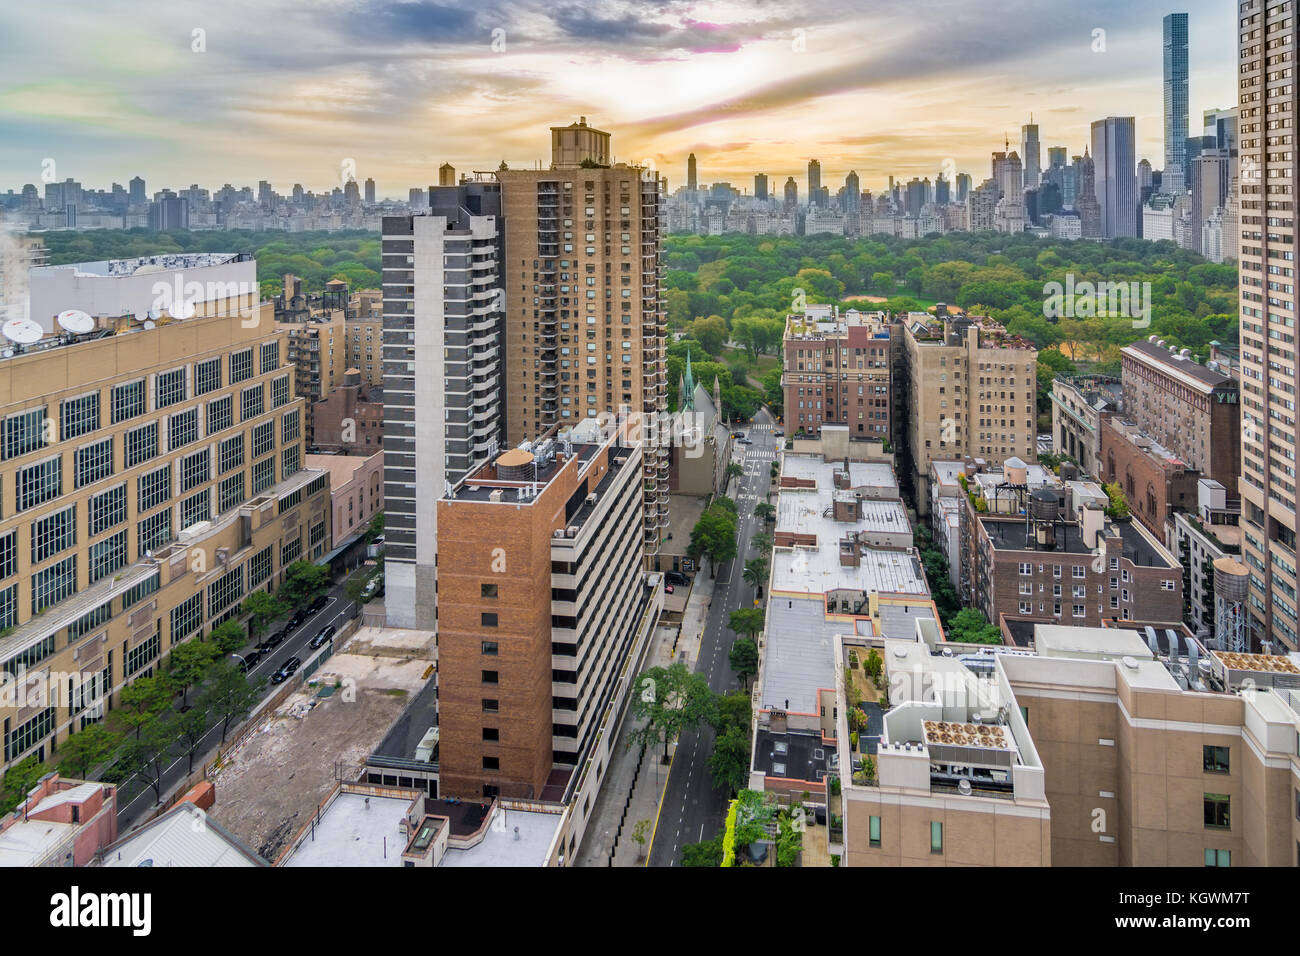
<box><xmin>56</xmin><ymin>309</ymin><xmax>94</xmax><ymax>337</ymax></box>
<box><xmin>2</xmin><ymin>317</ymin><xmax>43</xmax><ymax>352</ymax></box>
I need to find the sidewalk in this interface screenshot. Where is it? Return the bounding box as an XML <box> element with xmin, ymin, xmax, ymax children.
<box><xmin>573</xmin><ymin>569</ymin><xmax>717</xmax><ymax>866</ymax></box>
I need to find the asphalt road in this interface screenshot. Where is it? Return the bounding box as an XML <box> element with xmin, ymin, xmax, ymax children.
<box><xmin>114</xmin><ymin>575</ymin><xmax>364</xmax><ymax>833</ymax></box>
<box><xmin>648</xmin><ymin>406</ymin><xmax>778</xmax><ymax>866</ymax></box>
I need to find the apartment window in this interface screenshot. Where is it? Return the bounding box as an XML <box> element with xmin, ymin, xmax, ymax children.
<box><xmin>137</xmin><ymin>509</ymin><xmax>171</xmax><ymax>554</ymax></box>
<box><xmin>219</xmin><ymin>472</ymin><xmax>245</xmax><ymax>512</ymax></box>
<box><xmin>111</xmin><ymin>380</ymin><xmax>146</xmax><ymax>423</ymax></box>
<box><xmin>32</xmin><ymin>555</ymin><xmax>77</xmax><ymax>614</ymax></box>
<box><xmin>251</xmin><ymin>456</ymin><xmax>275</xmax><ymax>494</ymax></box>
<box><xmin>1161</xmin><ymin>580</ymin><xmax>1176</xmax><ymax>591</ymax></box>
<box><xmin>1018</xmin><ymin>562</ymin><xmax>1032</xmax><ymax>575</ymax></box>
<box><xmin>482</xmin><ymin>756</ymin><xmax>499</xmax><ymax>770</ymax></box>
<box><xmin>869</xmin><ymin>815</ymin><xmax>881</xmax><ymax>847</ymax></box>
<box><xmin>481</xmin><ymin>583</ymin><xmax>499</xmax><ymax>599</ymax></box>
<box><xmin>207</xmin><ymin>395</ymin><xmax>233</xmax><ymax>434</ymax></box>
<box><xmin>88</xmin><ymin>530</ymin><xmax>127</xmax><ymax>584</ymax></box>
<box><xmin>180</xmin><ymin>489</ymin><xmax>211</xmax><ymax>529</ymax></box>
<box><xmin>180</xmin><ymin>449</ymin><xmax>210</xmax><ymax>492</ymax></box>
<box><xmin>1204</xmin><ymin>793</ymin><xmax>1231</xmax><ymax>830</ymax></box>
<box><xmin>138</xmin><ymin>464</ymin><xmax>171</xmax><ymax>512</ymax></box>
<box><xmin>481</xmin><ymin>670</ymin><xmax>499</xmax><ymax>684</ymax></box>
<box><xmin>482</xmin><ymin>728</ymin><xmax>499</xmax><ymax>741</ymax></box>
<box><xmin>168</xmin><ymin>408</ymin><xmax>199</xmax><ymax>450</ymax></box>
<box><xmin>31</xmin><ymin>505</ymin><xmax>77</xmax><ymax>564</ymax></box>
<box><xmin>170</xmin><ymin>592</ymin><xmax>203</xmax><ymax>642</ymax></box>
<box><xmin>1203</xmin><ymin>745</ymin><xmax>1230</xmax><ymax>774</ymax></box>
<box><xmin>60</xmin><ymin>393</ymin><xmax>100</xmax><ymax>441</ymax></box>
<box><xmin>156</xmin><ymin>367</ymin><xmax>187</xmax><ymax>408</ymax></box>
<box><xmin>230</xmin><ymin>348</ymin><xmax>254</xmax><ymax>384</ymax></box>
<box><xmin>281</xmin><ymin>408</ymin><xmax>300</xmax><ymax>443</ymax></box>
<box><xmin>1072</xmin><ymin>565</ymin><xmax>1086</xmax><ymax>579</ymax></box>
<box><xmin>124</xmin><ymin>422</ymin><xmax>158</xmax><ymax>467</ymax></box>
<box><xmin>16</xmin><ymin>457</ymin><xmax>61</xmax><ymax>512</ymax></box>
<box><xmin>219</xmin><ymin>434</ymin><xmax>244</xmax><ymax>474</ymax></box>
<box><xmin>481</xmin><ymin>641</ymin><xmax>498</xmax><ymax>655</ymax></box>
<box><xmin>271</xmin><ymin>375</ymin><xmax>291</xmax><ymax>408</ymax></box>
<box><xmin>260</xmin><ymin>340</ymin><xmax>279</xmax><ymax>374</ymax></box>
<box><xmin>195</xmin><ymin>357</ymin><xmax>222</xmax><ymax>396</ymax></box>
<box><xmin>482</xmin><ymin>699</ymin><xmax>499</xmax><ymax>713</ymax></box>
<box><xmin>1204</xmin><ymin>849</ymin><xmax>1231</xmax><ymax>867</ymax></box>
<box><xmin>481</xmin><ymin>612</ymin><xmax>498</xmax><ymax>627</ymax></box>
<box><xmin>930</xmin><ymin>821</ymin><xmax>943</xmax><ymax>854</ymax></box>
<box><xmin>2</xmin><ymin>406</ymin><xmax>46</xmax><ymax>460</ymax></box>
<box><xmin>252</xmin><ymin>421</ymin><xmax>274</xmax><ymax>458</ymax></box>
<box><xmin>241</xmin><ymin>384</ymin><xmax>264</xmax><ymax>421</ymax></box>
<box><xmin>75</xmin><ymin>437</ymin><xmax>114</xmax><ymax>488</ymax></box>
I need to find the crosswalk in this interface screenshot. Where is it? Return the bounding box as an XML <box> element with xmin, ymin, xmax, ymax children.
<box><xmin>745</xmin><ymin>449</ymin><xmax>777</xmax><ymax>461</ymax></box>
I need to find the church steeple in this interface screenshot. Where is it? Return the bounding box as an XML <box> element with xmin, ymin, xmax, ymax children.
<box><xmin>682</xmin><ymin>347</ymin><xmax>696</xmax><ymax>411</ymax></box>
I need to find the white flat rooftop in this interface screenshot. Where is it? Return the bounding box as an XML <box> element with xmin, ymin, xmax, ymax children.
<box><xmin>777</xmin><ymin>492</ymin><xmax>910</xmax><ymax>542</ymax></box>
<box><xmin>780</xmin><ymin>455</ymin><xmax>898</xmax><ymax>493</ymax></box>
<box><xmin>439</xmin><ymin>807</ymin><xmax>561</xmax><ymax>867</ymax></box>
<box><xmin>281</xmin><ymin>792</ymin><xmax>412</xmax><ymax>867</ymax></box>
<box><xmin>0</xmin><ymin>819</ymin><xmax>77</xmax><ymax>867</ymax></box>
<box><xmin>773</xmin><ymin>546</ymin><xmax>928</xmax><ymax>596</ymax></box>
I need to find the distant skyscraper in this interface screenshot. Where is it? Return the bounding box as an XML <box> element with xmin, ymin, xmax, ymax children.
<box><xmin>807</xmin><ymin>160</ymin><xmax>821</xmax><ymax>206</ymax></box>
<box><xmin>687</xmin><ymin>153</ymin><xmax>698</xmax><ymax>191</ymax></box>
<box><xmin>1164</xmin><ymin>13</ymin><xmax>1189</xmax><ymax>193</ymax></box>
<box><xmin>148</xmin><ymin>192</ymin><xmax>189</xmax><ymax>230</ymax></box>
<box><xmin>1190</xmin><ymin>150</ymin><xmax>1229</xmax><ymax>254</ymax></box>
<box><xmin>935</xmin><ymin>174</ymin><xmax>950</xmax><ymax>205</ymax></box>
<box><xmin>1091</xmin><ymin>117</ymin><xmax>1138</xmax><ymax>238</ymax></box>
<box><xmin>754</xmin><ymin>173</ymin><xmax>769</xmax><ymax>201</ymax></box>
<box><xmin>843</xmin><ymin>171</ymin><xmax>861</xmax><ymax>212</ymax></box>
<box><xmin>783</xmin><ymin>176</ymin><xmax>798</xmax><ymax>212</ymax></box>
<box><xmin>1075</xmin><ymin>149</ymin><xmax>1102</xmax><ymax>238</ymax></box>
<box><xmin>1047</xmin><ymin>147</ymin><xmax>1067</xmax><ymax>169</ymax></box>
<box><xmin>955</xmin><ymin>173</ymin><xmax>972</xmax><ymax>204</ymax></box>
<box><xmin>1022</xmin><ymin>121</ymin><xmax>1041</xmax><ymax>188</ymax></box>
<box><xmin>128</xmin><ymin>175</ymin><xmax>145</xmax><ymax>204</ymax></box>
<box><xmin>364</xmin><ymin>177</ymin><xmax>376</xmax><ymax>204</ymax></box>
<box><xmin>1204</xmin><ymin>107</ymin><xmax>1238</xmax><ymax>153</ymax></box>
<box><xmin>905</xmin><ymin>178</ymin><xmax>927</xmax><ymax>218</ymax></box>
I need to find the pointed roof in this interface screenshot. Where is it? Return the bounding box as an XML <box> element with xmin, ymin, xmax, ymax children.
<box><xmin>682</xmin><ymin>348</ymin><xmax>696</xmax><ymax>411</ymax></box>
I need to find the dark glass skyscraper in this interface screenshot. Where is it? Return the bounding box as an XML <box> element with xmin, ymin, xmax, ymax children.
<box><xmin>1163</xmin><ymin>13</ymin><xmax>1189</xmax><ymax>192</ymax></box>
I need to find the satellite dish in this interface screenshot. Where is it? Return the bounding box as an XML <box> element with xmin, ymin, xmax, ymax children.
<box><xmin>132</xmin><ymin>309</ymin><xmax>149</xmax><ymax>322</ymax></box>
<box><xmin>2</xmin><ymin>318</ymin><xmax>44</xmax><ymax>345</ymax></box>
<box><xmin>142</xmin><ymin>320</ymin><xmax>156</xmax><ymax>330</ymax></box>
<box><xmin>170</xmin><ymin>298</ymin><xmax>196</xmax><ymax>319</ymax></box>
<box><xmin>56</xmin><ymin>309</ymin><xmax>94</xmax><ymax>335</ymax></box>
<box><xmin>147</xmin><ymin>306</ymin><xmax>163</xmax><ymax>321</ymax></box>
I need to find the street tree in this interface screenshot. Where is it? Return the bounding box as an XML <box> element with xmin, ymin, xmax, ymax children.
<box><xmin>117</xmin><ymin>717</ymin><xmax>176</xmax><ymax>806</ymax></box>
<box><xmin>280</xmin><ymin>559</ymin><xmax>330</xmax><ymax>606</ymax></box>
<box><xmin>728</xmin><ymin>637</ymin><xmax>759</xmax><ymax>689</ymax></box>
<box><xmin>709</xmin><ymin>725</ymin><xmax>751</xmax><ymax>795</ymax></box>
<box><xmin>728</xmin><ymin>607</ymin><xmax>765</xmax><ymax>640</ymax></box>
<box><xmin>242</xmin><ymin>590</ymin><xmax>288</xmax><ymax>640</ymax></box>
<box><xmin>57</xmin><ymin>725</ymin><xmax>121</xmax><ymax>779</ymax></box>
<box><xmin>209</xmin><ymin>619</ymin><xmax>247</xmax><ymax>656</ymax></box>
<box><xmin>742</xmin><ymin>557</ymin><xmax>768</xmax><ymax>596</ymax></box>
<box><xmin>118</xmin><ymin>674</ymin><xmax>174</xmax><ymax>739</ymax></box>
<box><xmin>175</xmin><ymin>706</ymin><xmax>211</xmax><ymax>774</ymax></box>
<box><xmin>198</xmin><ymin>661</ymin><xmax>265</xmax><ymax>742</ymax></box>
<box><xmin>627</xmin><ymin>662</ymin><xmax>717</xmax><ymax>760</ymax></box>
<box><xmin>166</xmin><ymin>640</ymin><xmax>220</xmax><ymax>708</ymax></box>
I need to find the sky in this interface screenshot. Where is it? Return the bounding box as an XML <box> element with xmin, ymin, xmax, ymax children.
<box><xmin>0</xmin><ymin>0</ymin><xmax>1236</xmax><ymax>198</ymax></box>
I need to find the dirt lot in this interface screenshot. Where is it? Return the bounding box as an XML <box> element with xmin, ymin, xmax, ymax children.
<box><xmin>208</xmin><ymin>633</ymin><xmax>432</xmax><ymax>862</ymax></box>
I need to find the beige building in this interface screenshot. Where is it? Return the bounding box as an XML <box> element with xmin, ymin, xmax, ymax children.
<box><xmin>496</xmin><ymin>118</ymin><xmax>668</xmax><ymax>555</ymax></box>
<box><xmin>1238</xmin><ymin>0</ymin><xmax>1298</xmax><ymax>652</ymax></box>
<box><xmin>831</xmin><ymin>625</ymin><xmax>1300</xmax><ymax>866</ymax></box>
<box><xmin>0</xmin><ymin>258</ymin><xmax>329</xmax><ymax>775</ymax></box>
<box><xmin>903</xmin><ymin>311</ymin><xmax>1038</xmax><ymax>512</ymax></box>
<box><xmin>306</xmin><ymin>452</ymin><xmax>382</xmax><ymax>550</ymax></box>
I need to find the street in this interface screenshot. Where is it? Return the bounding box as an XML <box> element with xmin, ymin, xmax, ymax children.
<box><xmin>112</xmin><ymin>574</ymin><xmax>364</xmax><ymax>834</ymax></box>
<box><xmin>647</xmin><ymin>406</ymin><xmax>778</xmax><ymax>866</ymax></box>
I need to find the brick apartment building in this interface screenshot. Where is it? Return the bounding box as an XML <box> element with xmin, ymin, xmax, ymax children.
<box><xmin>782</xmin><ymin>306</ymin><xmax>892</xmax><ymax>441</ymax></box>
<box><xmin>1100</xmin><ymin>417</ymin><xmax>1202</xmax><ymax>540</ymax></box>
<box><xmin>311</xmin><ymin>369</ymin><xmax>383</xmax><ymax>454</ymax></box>
<box><xmin>1121</xmin><ymin>337</ymin><xmax>1239</xmax><ymax>493</ymax></box>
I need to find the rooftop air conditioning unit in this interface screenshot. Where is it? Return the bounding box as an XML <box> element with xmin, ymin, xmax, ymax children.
<box><xmin>586</xmin><ymin>493</ymin><xmax>597</xmax><ymax>505</ymax></box>
<box><xmin>566</xmin><ymin>526</ymin><xmax>579</xmax><ymax>537</ymax></box>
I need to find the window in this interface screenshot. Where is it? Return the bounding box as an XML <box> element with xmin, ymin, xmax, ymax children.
<box><xmin>281</xmin><ymin>409</ymin><xmax>300</xmax><ymax>443</ymax></box>
<box><xmin>252</xmin><ymin>421</ymin><xmax>275</xmax><ymax>458</ymax></box>
<box><xmin>252</xmin><ymin>456</ymin><xmax>275</xmax><ymax>494</ymax></box>
<box><xmin>207</xmin><ymin>566</ymin><xmax>244</xmax><ymax>618</ymax></box>
<box><xmin>125</xmin><ymin>632</ymin><xmax>160</xmax><ymax>677</ymax></box>
<box><xmin>4</xmin><ymin>707</ymin><xmax>54</xmax><ymax>762</ymax></box>
<box><xmin>1204</xmin><ymin>848</ymin><xmax>1231</xmax><ymax>867</ymax></box>
<box><xmin>60</xmin><ymin>393</ymin><xmax>100</xmax><ymax>441</ymax></box>
<box><xmin>272</xmin><ymin>375</ymin><xmax>290</xmax><ymax>408</ymax></box>
<box><xmin>481</xmin><ymin>612</ymin><xmax>498</xmax><ymax>627</ymax></box>
<box><xmin>88</xmin><ymin>530</ymin><xmax>127</xmax><ymax>583</ymax></box>
<box><xmin>207</xmin><ymin>395</ymin><xmax>233</xmax><ymax>434</ymax></box>
<box><xmin>482</xmin><ymin>728</ymin><xmax>499</xmax><ymax>741</ymax></box>
<box><xmin>124</xmin><ymin>422</ymin><xmax>158</xmax><ymax>468</ymax></box>
<box><xmin>168</xmin><ymin>408</ymin><xmax>199</xmax><ymax>450</ymax></box>
<box><xmin>248</xmin><ymin>545</ymin><xmax>273</xmax><ymax>588</ymax></box>
<box><xmin>281</xmin><ymin>444</ymin><xmax>300</xmax><ymax>478</ymax></box>
<box><xmin>482</xmin><ymin>670</ymin><xmax>499</xmax><ymax>684</ymax></box>
<box><xmin>482</xmin><ymin>756</ymin><xmax>499</xmax><ymax>770</ymax></box>
<box><xmin>75</xmin><ymin>437</ymin><xmax>114</xmax><ymax>487</ymax></box>
<box><xmin>31</xmin><ymin>505</ymin><xmax>77</xmax><ymax>564</ymax></box>
<box><xmin>241</xmin><ymin>384</ymin><xmax>264</xmax><ymax>421</ymax></box>
<box><xmin>17</xmin><ymin>457</ymin><xmax>61</xmax><ymax>512</ymax></box>
<box><xmin>1203</xmin><ymin>745</ymin><xmax>1230</xmax><ymax>774</ymax></box>
<box><xmin>481</xmin><ymin>641</ymin><xmax>498</xmax><ymax>655</ymax></box>
<box><xmin>230</xmin><ymin>348</ymin><xmax>254</xmax><ymax>384</ymax></box>
<box><xmin>219</xmin><ymin>434</ymin><xmax>244</xmax><ymax>474</ymax></box>
<box><xmin>3</xmin><ymin>406</ymin><xmax>46</xmax><ymax>460</ymax></box>
<box><xmin>0</xmin><ymin>530</ymin><xmax>15</xmax><ymax>580</ymax></box>
<box><xmin>0</xmin><ymin>583</ymin><xmax>17</xmax><ymax>630</ymax></box>
<box><xmin>482</xmin><ymin>699</ymin><xmax>499</xmax><ymax>713</ymax></box>
<box><xmin>32</xmin><ymin>555</ymin><xmax>77</xmax><ymax>614</ymax></box>
<box><xmin>260</xmin><ymin>340</ymin><xmax>279</xmax><ymax>374</ymax></box>
<box><xmin>869</xmin><ymin>816</ymin><xmax>881</xmax><ymax>848</ymax></box>
<box><xmin>1204</xmin><ymin>793</ymin><xmax>1231</xmax><ymax>830</ymax></box>
<box><xmin>180</xmin><ymin>489</ymin><xmax>210</xmax><ymax>529</ymax></box>
<box><xmin>138</xmin><ymin>465</ymin><xmax>171</xmax><ymax>512</ymax></box>
<box><xmin>481</xmin><ymin>583</ymin><xmax>499</xmax><ymax>599</ymax></box>
<box><xmin>180</xmin><ymin>449</ymin><xmax>210</xmax><ymax>492</ymax></box>
<box><xmin>138</xmin><ymin>509</ymin><xmax>171</xmax><ymax>554</ymax></box>
<box><xmin>156</xmin><ymin>367</ymin><xmax>187</xmax><ymax>408</ymax></box>
<box><xmin>121</xmin><ymin>573</ymin><xmax>159</xmax><ymax>609</ymax></box>
<box><xmin>170</xmin><ymin>592</ymin><xmax>203</xmax><ymax>642</ymax></box>
<box><xmin>112</xmin><ymin>380</ymin><xmax>147</xmax><ymax>424</ymax></box>
<box><xmin>930</xmin><ymin>821</ymin><xmax>943</xmax><ymax>854</ymax></box>
<box><xmin>195</xmin><ymin>357</ymin><xmax>222</xmax><ymax>396</ymax></box>
<box><xmin>219</xmin><ymin>472</ymin><xmax>245</xmax><ymax>512</ymax></box>
<box><xmin>281</xmin><ymin>537</ymin><xmax>302</xmax><ymax>566</ymax></box>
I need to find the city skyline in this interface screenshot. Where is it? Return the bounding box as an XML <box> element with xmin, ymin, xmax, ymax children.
<box><xmin>0</xmin><ymin>1</ymin><xmax>1235</xmax><ymax>193</ymax></box>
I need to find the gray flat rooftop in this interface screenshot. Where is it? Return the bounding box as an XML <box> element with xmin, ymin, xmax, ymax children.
<box><xmin>281</xmin><ymin>792</ymin><xmax>413</xmax><ymax>867</ymax></box>
<box><xmin>781</xmin><ymin>455</ymin><xmax>898</xmax><ymax>492</ymax></box>
<box><xmin>777</xmin><ymin>491</ymin><xmax>910</xmax><ymax>542</ymax></box>
<box><xmin>772</xmin><ymin>546</ymin><xmax>928</xmax><ymax>596</ymax></box>
<box><xmin>760</xmin><ymin>595</ymin><xmax>844</xmax><ymax>715</ymax></box>
<box><xmin>438</xmin><ymin>807</ymin><xmax>561</xmax><ymax>867</ymax></box>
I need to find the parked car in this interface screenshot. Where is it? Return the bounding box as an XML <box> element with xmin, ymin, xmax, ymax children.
<box><xmin>310</xmin><ymin>624</ymin><xmax>336</xmax><ymax>649</ymax></box>
<box><xmin>238</xmin><ymin>649</ymin><xmax>263</xmax><ymax>672</ymax></box>
<box><xmin>664</xmin><ymin>584</ymin><xmax>674</xmax><ymax>594</ymax></box>
<box><xmin>361</xmin><ymin>573</ymin><xmax>382</xmax><ymax>600</ymax></box>
<box><xmin>730</xmin><ymin>431</ymin><xmax>745</xmax><ymax>439</ymax></box>
<box><xmin>271</xmin><ymin>657</ymin><xmax>302</xmax><ymax>684</ymax></box>
<box><xmin>664</xmin><ymin>570</ymin><xmax>689</xmax><ymax>586</ymax></box>
<box><xmin>739</xmin><ymin>437</ymin><xmax>753</xmax><ymax>445</ymax></box>
<box><xmin>262</xmin><ymin>627</ymin><xmax>289</xmax><ymax>651</ymax></box>
<box><xmin>773</xmin><ymin>430</ymin><xmax>784</xmax><ymax>437</ymax></box>
<box><xmin>308</xmin><ymin>595</ymin><xmax>329</xmax><ymax>615</ymax></box>
<box><xmin>286</xmin><ymin>610</ymin><xmax>306</xmax><ymax>631</ymax></box>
